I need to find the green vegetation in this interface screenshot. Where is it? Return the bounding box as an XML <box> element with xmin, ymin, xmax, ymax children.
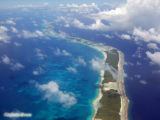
<box><xmin>95</xmin><ymin>89</ymin><xmax>121</xmax><ymax>120</ymax></box>
<box><xmin>103</xmin><ymin>71</ymin><xmax>115</xmax><ymax>84</ymax></box>
<box><xmin>102</xmin><ymin>49</ymin><xmax>119</xmax><ymax>83</ymax></box>
<box><xmin>105</xmin><ymin>49</ymin><xmax>119</xmax><ymax>70</ymax></box>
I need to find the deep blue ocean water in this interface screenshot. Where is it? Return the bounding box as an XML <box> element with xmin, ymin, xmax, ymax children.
<box><xmin>1</xmin><ymin>9</ymin><xmax>160</xmax><ymax>120</ymax></box>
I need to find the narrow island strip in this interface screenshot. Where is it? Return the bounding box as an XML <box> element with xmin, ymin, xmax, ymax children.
<box><xmin>91</xmin><ymin>44</ymin><xmax>129</xmax><ymax>120</ymax></box>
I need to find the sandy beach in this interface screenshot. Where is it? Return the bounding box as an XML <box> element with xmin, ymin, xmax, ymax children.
<box><xmin>91</xmin><ymin>49</ymin><xmax>107</xmax><ymax>120</ymax></box>
<box><xmin>118</xmin><ymin>51</ymin><xmax>129</xmax><ymax>120</ymax></box>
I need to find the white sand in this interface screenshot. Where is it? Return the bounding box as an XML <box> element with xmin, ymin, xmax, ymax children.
<box><xmin>103</xmin><ymin>82</ymin><xmax>118</xmax><ymax>91</ymax></box>
<box><xmin>91</xmin><ymin>48</ymin><xmax>107</xmax><ymax>120</ymax></box>
<box><xmin>118</xmin><ymin>51</ymin><xmax>129</xmax><ymax>120</ymax></box>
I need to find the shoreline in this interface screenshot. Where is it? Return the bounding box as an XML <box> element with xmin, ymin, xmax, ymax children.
<box><xmin>118</xmin><ymin>51</ymin><xmax>129</xmax><ymax>120</ymax></box>
<box><xmin>91</xmin><ymin>50</ymin><xmax>107</xmax><ymax>120</ymax></box>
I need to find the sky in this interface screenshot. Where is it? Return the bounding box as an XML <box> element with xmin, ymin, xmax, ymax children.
<box><xmin>0</xmin><ymin>0</ymin><xmax>126</xmax><ymax>8</ymax></box>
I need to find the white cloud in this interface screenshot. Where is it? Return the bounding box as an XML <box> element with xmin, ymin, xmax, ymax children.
<box><xmin>64</xmin><ymin>24</ymin><xmax>70</xmax><ymax>28</ymax></box>
<box><xmin>57</xmin><ymin>0</ymin><xmax>160</xmax><ymax>39</ymax></box>
<box><xmin>152</xmin><ymin>70</ymin><xmax>160</xmax><ymax>74</ymax></box>
<box><xmin>147</xmin><ymin>43</ymin><xmax>159</xmax><ymax>50</ymax></box>
<box><xmin>11</xmin><ymin>27</ymin><xmax>18</xmax><ymax>33</ymax></box>
<box><xmin>2</xmin><ymin>55</ymin><xmax>11</xmax><ymax>64</ymax></box>
<box><xmin>6</xmin><ymin>20</ymin><xmax>16</xmax><ymax>25</ymax></box>
<box><xmin>132</xmin><ymin>47</ymin><xmax>142</xmax><ymax>58</ymax></box>
<box><xmin>77</xmin><ymin>57</ymin><xmax>86</xmax><ymax>66</ymax></box>
<box><xmin>121</xmin><ymin>34</ymin><xmax>131</xmax><ymax>40</ymax></box>
<box><xmin>33</xmin><ymin>67</ymin><xmax>45</xmax><ymax>75</ymax></box>
<box><xmin>91</xmin><ymin>57</ymin><xmax>104</xmax><ymax>71</ymax></box>
<box><xmin>134</xmin><ymin>74</ymin><xmax>141</xmax><ymax>79</ymax></box>
<box><xmin>44</xmin><ymin>21</ymin><xmax>68</xmax><ymax>38</ymax></box>
<box><xmin>104</xmin><ymin>34</ymin><xmax>112</xmax><ymax>39</ymax></box>
<box><xmin>1</xmin><ymin>55</ymin><xmax>24</xmax><ymax>71</ymax></box>
<box><xmin>22</xmin><ymin>30</ymin><xmax>44</xmax><ymax>39</ymax></box>
<box><xmin>126</xmin><ymin>61</ymin><xmax>134</xmax><ymax>66</ymax></box>
<box><xmin>56</xmin><ymin>16</ymin><xmax>66</xmax><ymax>23</ymax></box>
<box><xmin>10</xmin><ymin>62</ymin><xmax>24</xmax><ymax>71</ymax></box>
<box><xmin>73</xmin><ymin>18</ymin><xmax>108</xmax><ymax>31</ymax></box>
<box><xmin>55</xmin><ymin>48</ymin><xmax>72</xmax><ymax>56</ymax></box>
<box><xmin>66</xmin><ymin>66</ymin><xmax>77</xmax><ymax>73</ymax></box>
<box><xmin>57</xmin><ymin>16</ymin><xmax>108</xmax><ymax>31</ymax></box>
<box><xmin>0</xmin><ymin>26</ymin><xmax>8</xmax><ymax>32</ymax></box>
<box><xmin>13</xmin><ymin>3</ymin><xmax>49</xmax><ymax>9</ymax></box>
<box><xmin>37</xmin><ymin>81</ymin><xmax>77</xmax><ymax>108</ymax></box>
<box><xmin>133</xmin><ymin>28</ymin><xmax>160</xmax><ymax>43</ymax></box>
<box><xmin>139</xmin><ymin>80</ymin><xmax>147</xmax><ymax>85</ymax></box>
<box><xmin>35</xmin><ymin>30</ymin><xmax>44</xmax><ymax>37</ymax></box>
<box><xmin>90</xmin><ymin>57</ymin><xmax>118</xmax><ymax>80</ymax></box>
<box><xmin>3</xmin><ymin>112</ymin><xmax>32</xmax><ymax>118</ymax></box>
<box><xmin>59</xmin><ymin>3</ymin><xmax>99</xmax><ymax>14</ymax></box>
<box><xmin>146</xmin><ymin>51</ymin><xmax>160</xmax><ymax>65</ymax></box>
<box><xmin>59</xmin><ymin>0</ymin><xmax>160</xmax><ymax>43</ymax></box>
<box><xmin>0</xmin><ymin>26</ymin><xmax>10</xmax><ymax>43</ymax></box>
<box><xmin>90</xmin><ymin>57</ymin><xmax>104</xmax><ymax>71</ymax></box>
<box><xmin>136</xmin><ymin>61</ymin><xmax>142</xmax><ymax>66</ymax></box>
<box><xmin>43</xmin><ymin>2</ymin><xmax>49</xmax><ymax>6</ymax></box>
<box><xmin>32</xmin><ymin>21</ymin><xmax>38</xmax><ymax>27</ymax></box>
<box><xmin>14</xmin><ymin>42</ymin><xmax>22</xmax><ymax>47</ymax></box>
<box><xmin>91</xmin><ymin>0</ymin><xmax>160</xmax><ymax>31</ymax></box>
<box><xmin>87</xmin><ymin>0</ymin><xmax>160</xmax><ymax>47</ymax></box>
<box><xmin>35</xmin><ymin>48</ymin><xmax>47</xmax><ymax>60</ymax></box>
<box><xmin>55</xmin><ymin>16</ymin><xmax>70</xmax><ymax>28</ymax></box>
<box><xmin>88</xmin><ymin>19</ymin><xmax>108</xmax><ymax>31</ymax></box>
<box><xmin>73</xmin><ymin>19</ymin><xmax>86</xmax><ymax>29</ymax></box>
